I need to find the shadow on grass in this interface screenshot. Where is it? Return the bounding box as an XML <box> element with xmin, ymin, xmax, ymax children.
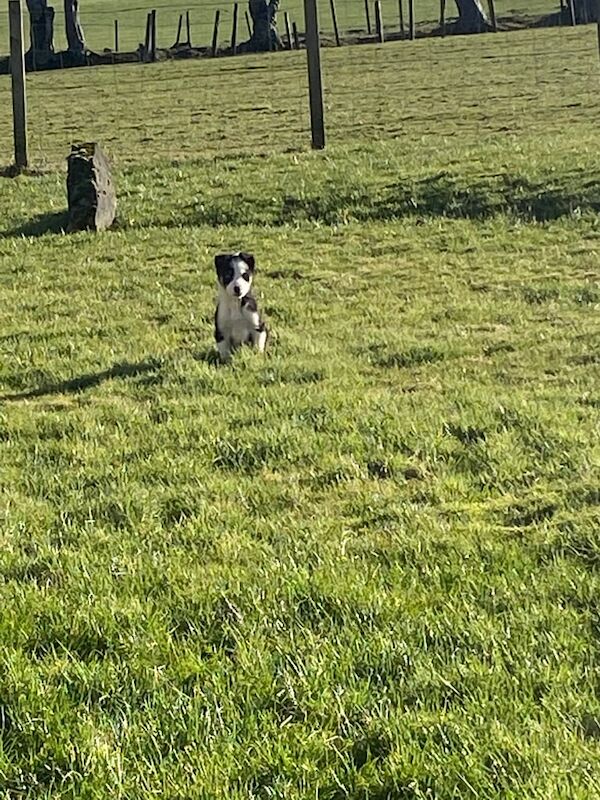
<box><xmin>374</xmin><ymin>172</ymin><xmax>600</xmax><ymax>221</ymax></box>
<box><xmin>1</xmin><ymin>359</ymin><xmax>161</xmax><ymax>402</ymax></box>
<box><xmin>0</xmin><ymin>164</ymin><xmax>55</xmax><ymax>179</ymax></box>
<box><xmin>167</xmin><ymin>170</ymin><xmax>600</xmax><ymax>228</ymax></box>
<box><xmin>2</xmin><ymin>170</ymin><xmax>598</xmax><ymax>238</ymax></box>
<box><xmin>0</xmin><ymin>210</ymin><xmax>69</xmax><ymax>239</ymax></box>
<box><xmin>193</xmin><ymin>346</ymin><xmax>221</xmax><ymax>366</ymax></box>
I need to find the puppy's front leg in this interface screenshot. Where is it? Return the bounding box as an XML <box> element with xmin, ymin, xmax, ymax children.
<box><xmin>215</xmin><ymin>311</ymin><xmax>231</xmax><ymax>362</ymax></box>
<box><xmin>252</xmin><ymin>326</ymin><xmax>267</xmax><ymax>353</ymax></box>
<box><xmin>217</xmin><ymin>339</ymin><xmax>232</xmax><ymax>362</ymax></box>
<box><xmin>241</xmin><ymin>299</ymin><xmax>267</xmax><ymax>354</ymax></box>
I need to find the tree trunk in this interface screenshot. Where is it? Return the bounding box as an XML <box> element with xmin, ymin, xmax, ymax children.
<box><xmin>26</xmin><ymin>0</ymin><xmax>55</xmax><ymax>68</ymax></box>
<box><xmin>453</xmin><ymin>0</ymin><xmax>491</xmax><ymax>31</ymax></box>
<box><xmin>241</xmin><ymin>0</ymin><xmax>282</xmax><ymax>51</ymax></box>
<box><xmin>64</xmin><ymin>0</ymin><xmax>86</xmax><ymax>55</ymax></box>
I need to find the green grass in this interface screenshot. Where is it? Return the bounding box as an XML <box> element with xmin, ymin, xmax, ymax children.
<box><xmin>1</xmin><ymin>24</ymin><xmax>600</xmax><ymax>799</ymax></box>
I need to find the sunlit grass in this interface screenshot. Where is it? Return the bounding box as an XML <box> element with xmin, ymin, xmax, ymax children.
<box><xmin>0</xmin><ymin>23</ymin><xmax>599</xmax><ymax>800</ymax></box>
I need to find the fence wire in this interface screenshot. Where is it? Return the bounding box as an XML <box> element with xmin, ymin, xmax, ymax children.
<box><xmin>0</xmin><ymin>3</ymin><xmax>598</xmax><ymax>175</ymax></box>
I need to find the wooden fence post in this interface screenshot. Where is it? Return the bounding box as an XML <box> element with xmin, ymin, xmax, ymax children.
<box><xmin>303</xmin><ymin>0</ymin><xmax>325</xmax><ymax>149</ymax></box>
<box><xmin>408</xmin><ymin>0</ymin><xmax>415</xmax><ymax>39</ymax></box>
<box><xmin>364</xmin><ymin>0</ymin><xmax>372</xmax><ymax>33</ymax></box>
<box><xmin>567</xmin><ymin>0</ymin><xmax>576</xmax><ymax>24</ymax></box>
<box><xmin>374</xmin><ymin>0</ymin><xmax>384</xmax><ymax>41</ymax></box>
<box><xmin>212</xmin><ymin>9</ymin><xmax>220</xmax><ymax>56</ymax></box>
<box><xmin>292</xmin><ymin>19</ymin><xmax>300</xmax><ymax>48</ymax></box>
<box><xmin>186</xmin><ymin>9</ymin><xmax>191</xmax><ymax>44</ymax></box>
<box><xmin>440</xmin><ymin>0</ymin><xmax>446</xmax><ymax>35</ymax></box>
<box><xmin>144</xmin><ymin>12</ymin><xmax>151</xmax><ymax>58</ymax></box>
<box><xmin>231</xmin><ymin>2</ymin><xmax>239</xmax><ymax>53</ymax></box>
<box><xmin>284</xmin><ymin>12</ymin><xmax>292</xmax><ymax>47</ymax></box>
<box><xmin>9</xmin><ymin>0</ymin><xmax>28</xmax><ymax>170</ymax></box>
<box><xmin>488</xmin><ymin>0</ymin><xmax>497</xmax><ymax>30</ymax></box>
<box><xmin>150</xmin><ymin>9</ymin><xmax>157</xmax><ymax>60</ymax></box>
<box><xmin>174</xmin><ymin>13</ymin><xmax>183</xmax><ymax>46</ymax></box>
<box><xmin>114</xmin><ymin>18</ymin><xmax>119</xmax><ymax>50</ymax></box>
<box><xmin>398</xmin><ymin>0</ymin><xmax>405</xmax><ymax>36</ymax></box>
<box><xmin>330</xmin><ymin>0</ymin><xmax>341</xmax><ymax>44</ymax></box>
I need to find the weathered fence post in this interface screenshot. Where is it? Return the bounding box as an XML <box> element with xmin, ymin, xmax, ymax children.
<box><xmin>284</xmin><ymin>11</ymin><xmax>292</xmax><ymax>47</ymax></box>
<box><xmin>408</xmin><ymin>0</ymin><xmax>415</xmax><ymax>39</ymax></box>
<box><xmin>374</xmin><ymin>0</ymin><xmax>384</xmax><ymax>41</ymax></box>
<box><xmin>186</xmin><ymin>9</ymin><xmax>191</xmax><ymax>44</ymax></box>
<box><xmin>398</xmin><ymin>0</ymin><xmax>405</xmax><ymax>36</ymax></box>
<box><xmin>488</xmin><ymin>0</ymin><xmax>497</xmax><ymax>30</ymax></box>
<box><xmin>231</xmin><ymin>2</ymin><xmax>239</xmax><ymax>53</ymax></box>
<box><xmin>567</xmin><ymin>0</ymin><xmax>576</xmax><ymax>25</ymax></box>
<box><xmin>144</xmin><ymin>12</ymin><xmax>151</xmax><ymax>59</ymax></box>
<box><xmin>114</xmin><ymin>18</ymin><xmax>119</xmax><ymax>50</ymax></box>
<box><xmin>364</xmin><ymin>0</ymin><xmax>372</xmax><ymax>32</ymax></box>
<box><xmin>67</xmin><ymin>143</ymin><xmax>116</xmax><ymax>232</ymax></box>
<box><xmin>174</xmin><ymin>13</ymin><xmax>183</xmax><ymax>46</ymax></box>
<box><xmin>150</xmin><ymin>9</ymin><xmax>157</xmax><ymax>60</ymax></box>
<box><xmin>212</xmin><ymin>9</ymin><xmax>220</xmax><ymax>56</ymax></box>
<box><xmin>292</xmin><ymin>19</ymin><xmax>300</xmax><ymax>48</ymax></box>
<box><xmin>330</xmin><ymin>0</ymin><xmax>341</xmax><ymax>44</ymax></box>
<box><xmin>440</xmin><ymin>0</ymin><xmax>446</xmax><ymax>35</ymax></box>
<box><xmin>9</xmin><ymin>0</ymin><xmax>28</xmax><ymax>170</ymax></box>
<box><xmin>304</xmin><ymin>0</ymin><xmax>325</xmax><ymax>149</ymax></box>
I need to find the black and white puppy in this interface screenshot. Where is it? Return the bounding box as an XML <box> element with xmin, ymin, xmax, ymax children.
<box><xmin>214</xmin><ymin>252</ymin><xmax>267</xmax><ymax>362</ymax></box>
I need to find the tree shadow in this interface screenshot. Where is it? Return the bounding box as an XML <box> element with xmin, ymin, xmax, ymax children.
<box><xmin>136</xmin><ymin>170</ymin><xmax>600</xmax><ymax>229</ymax></box>
<box><xmin>0</xmin><ymin>359</ymin><xmax>161</xmax><ymax>402</ymax></box>
<box><xmin>0</xmin><ymin>210</ymin><xmax>69</xmax><ymax>239</ymax></box>
<box><xmin>372</xmin><ymin>172</ymin><xmax>600</xmax><ymax>221</ymax></box>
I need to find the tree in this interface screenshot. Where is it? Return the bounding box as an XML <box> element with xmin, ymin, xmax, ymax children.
<box><xmin>26</xmin><ymin>0</ymin><xmax>86</xmax><ymax>70</ymax></box>
<box><xmin>64</xmin><ymin>0</ymin><xmax>86</xmax><ymax>56</ymax></box>
<box><xmin>241</xmin><ymin>0</ymin><xmax>282</xmax><ymax>52</ymax></box>
<box><xmin>26</xmin><ymin>0</ymin><xmax>55</xmax><ymax>68</ymax></box>
<box><xmin>453</xmin><ymin>0</ymin><xmax>491</xmax><ymax>32</ymax></box>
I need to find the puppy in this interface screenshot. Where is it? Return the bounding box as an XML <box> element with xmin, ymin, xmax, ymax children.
<box><xmin>214</xmin><ymin>252</ymin><xmax>268</xmax><ymax>362</ymax></box>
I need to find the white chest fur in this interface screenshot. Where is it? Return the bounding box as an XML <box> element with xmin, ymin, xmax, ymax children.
<box><xmin>215</xmin><ymin>288</ymin><xmax>267</xmax><ymax>361</ymax></box>
<box><xmin>217</xmin><ymin>296</ymin><xmax>254</xmax><ymax>346</ymax></box>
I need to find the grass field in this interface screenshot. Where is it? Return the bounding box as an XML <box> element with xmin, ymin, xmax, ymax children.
<box><xmin>1</xmin><ymin>0</ymin><xmax>566</xmax><ymax>55</ymax></box>
<box><xmin>1</xmin><ymin>21</ymin><xmax>600</xmax><ymax>800</ymax></box>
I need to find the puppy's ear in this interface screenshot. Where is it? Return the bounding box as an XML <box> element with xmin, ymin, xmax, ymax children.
<box><xmin>240</xmin><ymin>252</ymin><xmax>256</xmax><ymax>272</ymax></box>
<box><xmin>214</xmin><ymin>254</ymin><xmax>229</xmax><ymax>274</ymax></box>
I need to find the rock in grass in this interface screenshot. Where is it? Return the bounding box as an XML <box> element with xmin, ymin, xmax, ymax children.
<box><xmin>66</xmin><ymin>142</ymin><xmax>116</xmax><ymax>232</ymax></box>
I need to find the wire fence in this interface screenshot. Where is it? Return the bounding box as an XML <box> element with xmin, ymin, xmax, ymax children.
<box><xmin>0</xmin><ymin>0</ymin><xmax>578</xmax><ymax>56</ymax></box>
<box><xmin>0</xmin><ymin>2</ymin><xmax>598</xmax><ymax>173</ymax></box>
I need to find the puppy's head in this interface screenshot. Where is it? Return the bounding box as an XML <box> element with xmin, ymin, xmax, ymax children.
<box><xmin>215</xmin><ymin>252</ymin><xmax>255</xmax><ymax>300</ymax></box>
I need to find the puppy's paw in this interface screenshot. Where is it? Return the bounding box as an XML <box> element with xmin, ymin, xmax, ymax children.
<box><xmin>217</xmin><ymin>341</ymin><xmax>232</xmax><ymax>363</ymax></box>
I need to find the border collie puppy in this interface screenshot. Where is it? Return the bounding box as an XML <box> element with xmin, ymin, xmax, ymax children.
<box><xmin>214</xmin><ymin>252</ymin><xmax>267</xmax><ymax>362</ymax></box>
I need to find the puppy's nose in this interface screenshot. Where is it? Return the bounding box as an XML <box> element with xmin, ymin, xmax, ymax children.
<box><xmin>233</xmin><ymin>285</ymin><xmax>241</xmax><ymax>296</ymax></box>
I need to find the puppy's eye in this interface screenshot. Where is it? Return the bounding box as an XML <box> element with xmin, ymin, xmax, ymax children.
<box><xmin>241</xmin><ymin>272</ymin><xmax>250</xmax><ymax>282</ymax></box>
